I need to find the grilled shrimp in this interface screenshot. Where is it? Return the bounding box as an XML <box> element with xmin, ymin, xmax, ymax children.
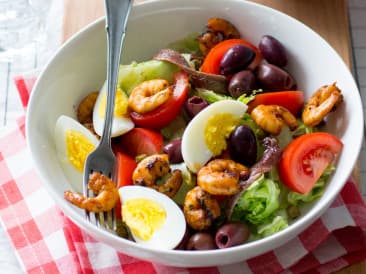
<box><xmin>64</xmin><ymin>172</ymin><xmax>119</xmax><ymax>213</ymax></box>
<box><xmin>197</xmin><ymin>159</ymin><xmax>249</xmax><ymax>196</ymax></box>
<box><xmin>128</xmin><ymin>79</ymin><xmax>173</xmax><ymax>113</ymax></box>
<box><xmin>251</xmin><ymin>104</ymin><xmax>298</xmax><ymax>135</ymax></box>
<box><xmin>302</xmin><ymin>83</ymin><xmax>343</xmax><ymax>126</ymax></box>
<box><xmin>132</xmin><ymin>154</ymin><xmax>182</xmax><ymax>198</ymax></box>
<box><xmin>198</xmin><ymin>17</ymin><xmax>240</xmax><ymax>55</ymax></box>
<box><xmin>77</xmin><ymin>91</ymin><xmax>99</xmax><ymax>124</ymax></box>
<box><xmin>183</xmin><ymin>186</ymin><xmax>221</xmax><ymax>230</ymax></box>
<box><xmin>76</xmin><ymin>91</ymin><xmax>99</xmax><ymax>136</ymax></box>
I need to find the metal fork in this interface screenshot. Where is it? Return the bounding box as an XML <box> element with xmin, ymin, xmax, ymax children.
<box><xmin>83</xmin><ymin>0</ymin><xmax>132</xmax><ymax>230</ymax></box>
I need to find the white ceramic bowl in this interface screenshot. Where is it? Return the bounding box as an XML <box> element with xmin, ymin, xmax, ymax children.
<box><xmin>27</xmin><ymin>0</ymin><xmax>364</xmax><ymax>267</ymax></box>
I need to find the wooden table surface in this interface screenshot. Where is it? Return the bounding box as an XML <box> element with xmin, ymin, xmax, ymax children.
<box><xmin>62</xmin><ymin>0</ymin><xmax>364</xmax><ymax>273</ymax></box>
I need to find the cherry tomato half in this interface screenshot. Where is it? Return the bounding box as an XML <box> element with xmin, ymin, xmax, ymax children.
<box><xmin>248</xmin><ymin>91</ymin><xmax>304</xmax><ymax>116</ymax></box>
<box><xmin>114</xmin><ymin>151</ymin><xmax>137</xmax><ymax>220</ymax></box>
<box><xmin>278</xmin><ymin>132</ymin><xmax>343</xmax><ymax>194</ymax></box>
<box><xmin>117</xmin><ymin>127</ymin><xmax>163</xmax><ymax>158</ymax></box>
<box><xmin>115</xmin><ymin>151</ymin><xmax>136</xmax><ymax>188</ymax></box>
<box><xmin>129</xmin><ymin>71</ymin><xmax>190</xmax><ymax>129</ymax></box>
<box><xmin>201</xmin><ymin>39</ymin><xmax>262</xmax><ymax>74</ymax></box>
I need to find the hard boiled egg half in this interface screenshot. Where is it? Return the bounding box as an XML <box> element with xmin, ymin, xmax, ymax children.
<box><xmin>119</xmin><ymin>185</ymin><xmax>186</xmax><ymax>250</ymax></box>
<box><xmin>181</xmin><ymin>100</ymin><xmax>248</xmax><ymax>173</ymax></box>
<box><xmin>54</xmin><ymin>115</ymin><xmax>99</xmax><ymax>192</ymax></box>
<box><xmin>93</xmin><ymin>81</ymin><xmax>134</xmax><ymax>137</ymax></box>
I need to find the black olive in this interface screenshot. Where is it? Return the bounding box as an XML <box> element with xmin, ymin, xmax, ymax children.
<box><xmin>228</xmin><ymin>125</ymin><xmax>257</xmax><ymax>166</ymax></box>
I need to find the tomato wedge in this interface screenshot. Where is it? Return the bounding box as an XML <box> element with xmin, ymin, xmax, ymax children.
<box><xmin>129</xmin><ymin>71</ymin><xmax>190</xmax><ymax>129</ymax></box>
<box><xmin>117</xmin><ymin>127</ymin><xmax>163</xmax><ymax>158</ymax></box>
<box><xmin>115</xmin><ymin>151</ymin><xmax>136</xmax><ymax>188</ymax></box>
<box><xmin>114</xmin><ymin>152</ymin><xmax>137</xmax><ymax>219</ymax></box>
<box><xmin>248</xmin><ymin>91</ymin><xmax>304</xmax><ymax>116</ymax></box>
<box><xmin>278</xmin><ymin>132</ymin><xmax>343</xmax><ymax>194</ymax></box>
<box><xmin>201</xmin><ymin>39</ymin><xmax>262</xmax><ymax>74</ymax></box>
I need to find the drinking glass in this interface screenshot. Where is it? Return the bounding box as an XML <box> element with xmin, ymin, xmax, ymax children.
<box><xmin>0</xmin><ymin>0</ymin><xmax>52</xmax><ymax>63</ymax></box>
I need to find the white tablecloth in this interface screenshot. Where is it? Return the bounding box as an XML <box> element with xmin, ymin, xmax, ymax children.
<box><xmin>0</xmin><ymin>222</ymin><xmax>23</xmax><ymax>273</ymax></box>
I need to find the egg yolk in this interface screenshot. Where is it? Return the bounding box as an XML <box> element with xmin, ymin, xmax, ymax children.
<box><xmin>65</xmin><ymin>130</ymin><xmax>96</xmax><ymax>172</ymax></box>
<box><xmin>99</xmin><ymin>87</ymin><xmax>128</xmax><ymax>118</ymax></box>
<box><xmin>204</xmin><ymin>113</ymin><xmax>240</xmax><ymax>156</ymax></box>
<box><xmin>122</xmin><ymin>198</ymin><xmax>166</xmax><ymax>240</ymax></box>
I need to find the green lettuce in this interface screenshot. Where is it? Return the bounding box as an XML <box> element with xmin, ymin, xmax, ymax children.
<box><xmin>167</xmin><ymin>32</ymin><xmax>201</xmax><ymax>54</ymax></box>
<box><xmin>291</xmin><ymin>119</ymin><xmax>318</xmax><ymax>138</ymax></box>
<box><xmin>196</xmin><ymin>88</ymin><xmax>263</xmax><ymax>105</ymax></box>
<box><xmin>287</xmin><ymin>165</ymin><xmax>335</xmax><ymax>206</ymax></box>
<box><xmin>257</xmin><ymin>211</ymin><xmax>289</xmax><ymax>237</ymax></box>
<box><xmin>236</xmin><ymin>89</ymin><xmax>263</xmax><ymax>105</ymax></box>
<box><xmin>195</xmin><ymin>88</ymin><xmax>233</xmax><ymax>103</ymax></box>
<box><xmin>160</xmin><ymin>114</ymin><xmax>187</xmax><ymax>140</ymax></box>
<box><xmin>170</xmin><ymin>163</ymin><xmax>196</xmax><ymax>205</ymax></box>
<box><xmin>230</xmin><ymin>174</ymin><xmax>280</xmax><ymax>224</ymax></box>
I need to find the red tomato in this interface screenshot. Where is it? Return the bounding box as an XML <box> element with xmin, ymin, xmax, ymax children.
<box><xmin>278</xmin><ymin>132</ymin><xmax>343</xmax><ymax>194</ymax></box>
<box><xmin>115</xmin><ymin>151</ymin><xmax>136</xmax><ymax>188</ymax></box>
<box><xmin>129</xmin><ymin>71</ymin><xmax>190</xmax><ymax>129</ymax></box>
<box><xmin>200</xmin><ymin>39</ymin><xmax>262</xmax><ymax>74</ymax></box>
<box><xmin>247</xmin><ymin>91</ymin><xmax>304</xmax><ymax>116</ymax></box>
<box><xmin>117</xmin><ymin>127</ymin><xmax>163</xmax><ymax>157</ymax></box>
<box><xmin>115</xmin><ymin>152</ymin><xmax>137</xmax><ymax>219</ymax></box>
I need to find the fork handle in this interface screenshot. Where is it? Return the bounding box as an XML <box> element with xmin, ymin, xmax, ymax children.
<box><xmin>101</xmin><ymin>0</ymin><xmax>132</xmax><ymax>146</ymax></box>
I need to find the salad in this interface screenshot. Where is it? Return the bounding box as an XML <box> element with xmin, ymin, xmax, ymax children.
<box><xmin>56</xmin><ymin>17</ymin><xmax>344</xmax><ymax>251</ymax></box>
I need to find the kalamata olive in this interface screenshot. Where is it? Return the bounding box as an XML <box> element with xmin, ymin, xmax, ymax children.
<box><xmin>163</xmin><ymin>138</ymin><xmax>183</xmax><ymax>164</ymax></box>
<box><xmin>259</xmin><ymin>35</ymin><xmax>288</xmax><ymax>67</ymax></box>
<box><xmin>184</xmin><ymin>96</ymin><xmax>209</xmax><ymax>119</ymax></box>
<box><xmin>256</xmin><ymin>63</ymin><xmax>295</xmax><ymax>91</ymax></box>
<box><xmin>215</xmin><ymin>222</ymin><xmax>250</xmax><ymax>249</ymax></box>
<box><xmin>228</xmin><ymin>70</ymin><xmax>256</xmax><ymax>98</ymax></box>
<box><xmin>186</xmin><ymin>232</ymin><xmax>217</xmax><ymax>250</ymax></box>
<box><xmin>228</xmin><ymin>125</ymin><xmax>257</xmax><ymax>166</ymax></box>
<box><xmin>220</xmin><ymin>44</ymin><xmax>255</xmax><ymax>75</ymax></box>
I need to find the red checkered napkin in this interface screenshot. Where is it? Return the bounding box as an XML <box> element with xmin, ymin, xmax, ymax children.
<box><xmin>0</xmin><ymin>76</ymin><xmax>365</xmax><ymax>273</ymax></box>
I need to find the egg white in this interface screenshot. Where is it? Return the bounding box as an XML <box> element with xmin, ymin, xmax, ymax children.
<box><xmin>54</xmin><ymin>115</ymin><xmax>99</xmax><ymax>192</ymax></box>
<box><xmin>119</xmin><ymin>185</ymin><xmax>186</xmax><ymax>250</ymax></box>
<box><xmin>93</xmin><ymin>81</ymin><xmax>134</xmax><ymax>137</ymax></box>
<box><xmin>181</xmin><ymin>100</ymin><xmax>248</xmax><ymax>173</ymax></box>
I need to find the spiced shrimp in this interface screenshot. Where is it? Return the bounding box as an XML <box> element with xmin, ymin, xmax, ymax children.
<box><xmin>302</xmin><ymin>83</ymin><xmax>343</xmax><ymax>126</ymax></box>
<box><xmin>197</xmin><ymin>159</ymin><xmax>250</xmax><ymax>196</ymax></box>
<box><xmin>128</xmin><ymin>79</ymin><xmax>173</xmax><ymax>113</ymax></box>
<box><xmin>64</xmin><ymin>172</ymin><xmax>119</xmax><ymax>213</ymax></box>
<box><xmin>251</xmin><ymin>104</ymin><xmax>298</xmax><ymax>135</ymax></box>
<box><xmin>198</xmin><ymin>17</ymin><xmax>240</xmax><ymax>55</ymax></box>
<box><xmin>183</xmin><ymin>186</ymin><xmax>221</xmax><ymax>230</ymax></box>
<box><xmin>132</xmin><ymin>154</ymin><xmax>182</xmax><ymax>198</ymax></box>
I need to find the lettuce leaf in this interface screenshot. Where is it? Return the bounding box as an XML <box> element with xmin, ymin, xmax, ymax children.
<box><xmin>160</xmin><ymin>114</ymin><xmax>187</xmax><ymax>140</ymax></box>
<box><xmin>167</xmin><ymin>32</ymin><xmax>201</xmax><ymax>54</ymax></box>
<box><xmin>230</xmin><ymin>174</ymin><xmax>280</xmax><ymax>224</ymax></box>
<box><xmin>236</xmin><ymin>89</ymin><xmax>263</xmax><ymax>105</ymax></box>
<box><xmin>287</xmin><ymin>165</ymin><xmax>335</xmax><ymax>205</ymax></box>
<box><xmin>171</xmin><ymin>163</ymin><xmax>196</xmax><ymax>205</ymax></box>
<box><xmin>291</xmin><ymin>119</ymin><xmax>318</xmax><ymax>137</ymax></box>
<box><xmin>196</xmin><ymin>88</ymin><xmax>233</xmax><ymax>103</ymax></box>
<box><xmin>257</xmin><ymin>211</ymin><xmax>289</xmax><ymax>237</ymax></box>
<box><xmin>196</xmin><ymin>88</ymin><xmax>263</xmax><ymax>105</ymax></box>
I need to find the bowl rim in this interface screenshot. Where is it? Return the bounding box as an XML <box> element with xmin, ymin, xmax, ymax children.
<box><xmin>26</xmin><ymin>0</ymin><xmax>364</xmax><ymax>266</ymax></box>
